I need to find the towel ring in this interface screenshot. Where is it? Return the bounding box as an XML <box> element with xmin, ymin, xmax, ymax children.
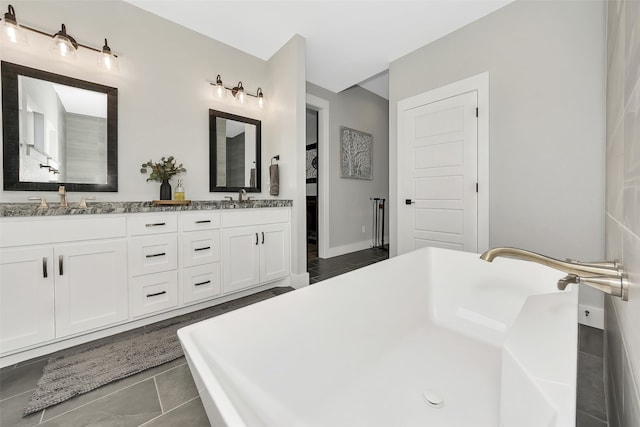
<box><xmin>271</xmin><ymin>155</ymin><xmax>280</xmax><ymax>165</ymax></box>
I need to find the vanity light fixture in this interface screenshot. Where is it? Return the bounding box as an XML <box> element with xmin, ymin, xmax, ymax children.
<box><xmin>210</xmin><ymin>75</ymin><xmax>265</xmax><ymax>108</ymax></box>
<box><xmin>98</xmin><ymin>39</ymin><xmax>119</xmax><ymax>71</ymax></box>
<box><xmin>0</xmin><ymin>4</ymin><xmax>119</xmax><ymax>71</ymax></box>
<box><xmin>50</xmin><ymin>24</ymin><xmax>78</xmax><ymax>59</ymax></box>
<box><xmin>1</xmin><ymin>4</ymin><xmax>27</xmax><ymax>45</ymax></box>
<box><xmin>233</xmin><ymin>82</ymin><xmax>246</xmax><ymax>104</ymax></box>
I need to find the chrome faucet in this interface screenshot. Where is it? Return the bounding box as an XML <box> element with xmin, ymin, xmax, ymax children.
<box><xmin>238</xmin><ymin>189</ymin><xmax>246</xmax><ymax>202</ymax></box>
<box><xmin>58</xmin><ymin>185</ymin><xmax>68</xmax><ymax>208</ymax></box>
<box><xmin>480</xmin><ymin>247</ymin><xmax>629</xmax><ymax>300</ymax></box>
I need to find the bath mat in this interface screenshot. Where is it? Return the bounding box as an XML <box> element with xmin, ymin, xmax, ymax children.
<box><xmin>23</xmin><ymin>287</ymin><xmax>293</xmax><ymax>416</ymax></box>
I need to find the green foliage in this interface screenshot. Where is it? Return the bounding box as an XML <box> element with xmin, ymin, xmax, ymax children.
<box><xmin>140</xmin><ymin>156</ymin><xmax>186</xmax><ymax>182</ymax></box>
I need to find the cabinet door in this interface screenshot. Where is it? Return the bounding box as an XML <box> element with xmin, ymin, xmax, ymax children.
<box><xmin>0</xmin><ymin>247</ymin><xmax>55</xmax><ymax>353</ymax></box>
<box><xmin>55</xmin><ymin>240</ymin><xmax>128</xmax><ymax>337</ymax></box>
<box><xmin>222</xmin><ymin>226</ymin><xmax>260</xmax><ymax>294</ymax></box>
<box><xmin>259</xmin><ymin>223</ymin><xmax>291</xmax><ymax>283</ymax></box>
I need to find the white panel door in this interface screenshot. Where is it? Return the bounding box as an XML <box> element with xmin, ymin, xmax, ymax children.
<box><xmin>55</xmin><ymin>240</ymin><xmax>128</xmax><ymax>337</ymax></box>
<box><xmin>222</xmin><ymin>226</ymin><xmax>260</xmax><ymax>294</ymax></box>
<box><xmin>400</xmin><ymin>91</ymin><xmax>478</xmax><ymax>254</ymax></box>
<box><xmin>259</xmin><ymin>223</ymin><xmax>290</xmax><ymax>283</ymax></box>
<box><xmin>0</xmin><ymin>247</ymin><xmax>55</xmax><ymax>353</ymax></box>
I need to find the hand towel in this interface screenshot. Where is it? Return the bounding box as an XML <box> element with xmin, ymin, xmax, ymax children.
<box><xmin>269</xmin><ymin>164</ymin><xmax>279</xmax><ymax>196</ymax></box>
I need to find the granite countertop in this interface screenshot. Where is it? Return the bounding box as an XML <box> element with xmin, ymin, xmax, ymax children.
<box><xmin>0</xmin><ymin>200</ymin><xmax>293</xmax><ymax>217</ymax></box>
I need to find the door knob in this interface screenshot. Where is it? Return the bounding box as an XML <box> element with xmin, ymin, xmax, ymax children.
<box><xmin>405</xmin><ymin>199</ymin><xmax>415</xmax><ymax>205</ymax></box>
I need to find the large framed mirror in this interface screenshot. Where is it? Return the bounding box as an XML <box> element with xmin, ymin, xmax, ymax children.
<box><xmin>209</xmin><ymin>109</ymin><xmax>261</xmax><ymax>193</ymax></box>
<box><xmin>2</xmin><ymin>61</ymin><xmax>118</xmax><ymax>192</ymax></box>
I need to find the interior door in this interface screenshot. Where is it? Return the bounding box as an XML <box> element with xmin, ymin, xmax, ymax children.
<box><xmin>400</xmin><ymin>91</ymin><xmax>478</xmax><ymax>254</ymax></box>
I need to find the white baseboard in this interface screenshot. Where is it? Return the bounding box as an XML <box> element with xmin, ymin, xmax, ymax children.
<box><xmin>578</xmin><ymin>304</ymin><xmax>604</xmax><ymax>329</ymax></box>
<box><xmin>325</xmin><ymin>240</ymin><xmax>372</xmax><ymax>259</ymax></box>
<box><xmin>289</xmin><ymin>272</ymin><xmax>309</xmax><ymax>289</ymax></box>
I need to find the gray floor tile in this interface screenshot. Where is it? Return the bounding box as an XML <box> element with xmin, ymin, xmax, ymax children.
<box><xmin>0</xmin><ymin>389</ymin><xmax>44</xmax><ymax>427</ymax></box>
<box><xmin>40</xmin><ymin>379</ymin><xmax>161</xmax><ymax>427</ymax></box>
<box><xmin>154</xmin><ymin>364</ymin><xmax>198</xmax><ymax>412</ymax></box>
<box><xmin>141</xmin><ymin>397</ymin><xmax>209</xmax><ymax>427</ymax></box>
<box><xmin>42</xmin><ymin>358</ymin><xmax>187</xmax><ymax>421</ymax></box>
<box><xmin>580</xmin><ymin>325</ymin><xmax>604</xmax><ymax>357</ymax></box>
<box><xmin>576</xmin><ymin>409</ymin><xmax>607</xmax><ymax>427</ymax></box>
<box><xmin>0</xmin><ymin>359</ymin><xmax>47</xmax><ymax>401</ymax></box>
<box><xmin>577</xmin><ymin>352</ymin><xmax>606</xmax><ymax>421</ymax></box>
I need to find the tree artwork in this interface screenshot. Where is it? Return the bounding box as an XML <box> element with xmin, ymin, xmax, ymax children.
<box><xmin>340</xmin><ymin>127</ymin><xmax>372</xmax><ymax>179</ymax></box>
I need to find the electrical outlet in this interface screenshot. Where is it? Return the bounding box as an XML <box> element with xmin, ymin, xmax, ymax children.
<box><xmin>362</xmin><ymin>225</ymin><xmax>366</xmax><ymax>233</ymax></box>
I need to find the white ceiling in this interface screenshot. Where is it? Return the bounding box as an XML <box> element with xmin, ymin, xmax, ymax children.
<box><xmin>124</xmin><ymin>0</ymin><xmax>514</xmax><ymax>98</ymax></box>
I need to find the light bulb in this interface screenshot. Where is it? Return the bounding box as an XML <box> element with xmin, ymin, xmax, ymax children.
<box><xmin>213</xmin><ymin>75</ymin><xmax>226</xmax><ymax>98</ymax></box>
<box><xmin>97</xmin><ymin>39</ymin><xmax>119</xmax><ymax>71</ymax></box>
<box><xmin>50</xmin><ymin>24</ymin><xmax>77</xmax><ymax>59</ymax></box>
<box><xmin>256</xmin><ymin>88</ymin><xmax>265</xmax><ymax>109</ymax></box>
<box><xmin>2</xmin><ymin>6</ymin><xmax>27</xmax><ymax>45</ymax></box>
<box><xmin>234</xmin><ymin>82</ymin><xmax>245</xmax><ymax>104</ymax></box>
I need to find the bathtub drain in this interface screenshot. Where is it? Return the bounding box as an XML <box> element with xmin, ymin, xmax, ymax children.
<box><xmin>423</xmin><ymin>390</ymin><xmax>444</xmax><ymax>408</ymax></box>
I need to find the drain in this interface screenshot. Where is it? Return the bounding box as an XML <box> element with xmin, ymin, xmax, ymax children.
<box><xmin>423</xmin><ymin>389</ymin><xmax>444</xmax><ymax>408</ymax></box>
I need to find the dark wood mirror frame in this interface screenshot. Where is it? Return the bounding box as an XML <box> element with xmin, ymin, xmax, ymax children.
<box><xmin>209</xmin><ymin>109</ymin><xmax>261</xmax><ymax>193</ymax></box>
<box><xmin>1</xmin><ymin>61</ymin><xmax>118</xmax><ymax>192</ymax></box>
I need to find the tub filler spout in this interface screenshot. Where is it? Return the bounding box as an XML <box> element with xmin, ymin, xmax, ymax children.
<box><xmin>480</xmin><ymin>247</ymin><xmax>629</xmax><ymax>301</ymax></box>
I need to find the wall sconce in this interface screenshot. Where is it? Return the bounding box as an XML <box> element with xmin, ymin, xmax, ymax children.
<box><xmin>211</xmin><ymin>75</ymin><xmax>265</xmax><ymax>109</ymax></box>
<box><xmin>1</xmin><ymin>4</ymin><xmax>119</xmax><ymax>72</ymax></box>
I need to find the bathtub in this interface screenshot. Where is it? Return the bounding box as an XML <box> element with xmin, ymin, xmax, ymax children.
<box><xmin>178</xmin><ymin>247</ymin><xmax>579</xmax><ymax>427</ymax></box>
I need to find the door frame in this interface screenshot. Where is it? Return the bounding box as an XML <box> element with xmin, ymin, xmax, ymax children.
<box><xmin>306</xmin><ymin>94</ymin><xmax>330</xmax><ymax>259</ymax></box>
<box><xmin>396</xmin><ymin>72</ymin><xmax>489</xmax><ymax>253</ymax></box>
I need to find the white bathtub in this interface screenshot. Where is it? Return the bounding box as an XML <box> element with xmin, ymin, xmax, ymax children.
<box><xmin>178</xmin><ymin>247</ymin><xmax>579</xmax><ymax>427</ymax></box>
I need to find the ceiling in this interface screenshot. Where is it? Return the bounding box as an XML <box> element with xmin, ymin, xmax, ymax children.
<box><xmin>124</xmin><ymin>0</ymin><xmax>514</xmax><ymax>99</ymax></box>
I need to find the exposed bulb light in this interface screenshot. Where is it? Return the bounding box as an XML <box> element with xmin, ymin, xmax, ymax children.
<box><xmin>234</xmin><ymin>81</ymin><xmax>245</xmax><ymax>104</ymax></box>
<box><xmin>97</xmin><ymin>38</ymin><xmax>119</xmax><ymax>71</ymax></box>
<box><xmin>213</xmin><ymin>74</ymin><xmax>226</xmax><ymax>98</ymax></box>
<box><xmin>256</xmin><ymin>87</ymin><xmax>264</xmax><ymax>109</ymax></box>
<box><xmin>50</xmin><ymin>23</ymin><xmax>77</xmax><ymax>59</ymax></box>
<box><xmin>1</xmin><ymin>5</ymin><xmax>27</xmax><ymax>45</ymax></box>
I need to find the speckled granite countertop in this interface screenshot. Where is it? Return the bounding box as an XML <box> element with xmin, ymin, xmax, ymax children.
<box><xmin>0</xmin><ymin>200</ymin><xmax>293</xmax><ymax>217</ymax></box>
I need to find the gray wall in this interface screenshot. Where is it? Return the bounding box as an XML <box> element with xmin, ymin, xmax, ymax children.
<box><xmin>307</xmin><ymin>83</ymin><xmax>389</xmax><ymax>256</ymax></box>
<box><xmin>604</xmin><ymin>0</ymin><xmax>640</xmax><ymax>424</ymax></box>
<box><xmin>389</xmin><ymin>0</ymin><xmax>606</xmax><ymax>307</ymax></box>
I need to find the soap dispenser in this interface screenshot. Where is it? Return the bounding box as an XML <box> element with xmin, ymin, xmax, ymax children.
<box><xmin>174</xmin><ymin>179</ymin><xmax>185</xmax><ymax>200</ymax></box>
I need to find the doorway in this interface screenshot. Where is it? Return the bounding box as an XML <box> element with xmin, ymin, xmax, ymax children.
<box><xmin>397</xmin><ymin>73</ymin><xmax>489</xmax><ymax>255</ymax></box>
<box><xmin>306</xmin><ymin>108</ymin><xmax>319</xmax><ymax>260</ymax></box>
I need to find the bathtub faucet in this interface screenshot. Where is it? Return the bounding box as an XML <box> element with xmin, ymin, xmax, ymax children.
<box><xmin>479</xmin><ymin>247</ymin><xmax>629</xmax><ymax>301</ymax></box>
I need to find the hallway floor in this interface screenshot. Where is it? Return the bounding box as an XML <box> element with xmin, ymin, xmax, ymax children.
<box><xmin>307</xmin><ymin>246</ymin><xmax>389</xmax><ymax>283</ymax></box>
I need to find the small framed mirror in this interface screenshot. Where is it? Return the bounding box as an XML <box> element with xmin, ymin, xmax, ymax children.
<box><xmin>209</xmin><ymin>109</ymin><xmax>261</xmax><ymax>193</ymax></box>
<box><xmin>2</xmin><ymin>61</ymin><xmax>118</xmax><ymax>192</ymax></box>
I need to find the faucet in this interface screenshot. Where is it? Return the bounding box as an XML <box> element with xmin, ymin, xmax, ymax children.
<box><xmin>238</xmin><ymin>189</ymin><xmax>246</xmax><ymax>202</ymax></box>
<box><xmin>58</xmin><ymin>185</ymin><xmax>68</xmax><ymax>208</ymax></box>
<box><xmin>480</xmin><ymin>247</ymin><xmax>629</xmax><ymax>300</ymax></box>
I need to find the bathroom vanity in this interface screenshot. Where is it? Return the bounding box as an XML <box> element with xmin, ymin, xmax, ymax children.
<box><xmin>0</xmin><ymin>201</ymin><xmax>292</xmax><ymax>367</ymax></box>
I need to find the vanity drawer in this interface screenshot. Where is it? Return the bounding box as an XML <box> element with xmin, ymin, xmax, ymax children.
<box><xmin>129</xmin><ymin>213</ymin><xmax>178</xmax><ymax>236</ymax></box>
<box><xmin>129</xmin><ymin>235</ymin><xmax>177</xmax><ymax>276</ymax></box>
<box><xmin>182</xmin><ymin>230</ymin><xmax>220</xmax><ymax>267</ymax></box>
<box><xmin>182</xmin><ymin>263</ymin><xmax>221</xmax><ymax>305</ymax></box>
<box><xmin>0</xmin><ymin>216</ymin><xmax>126</xmax><ymax>247</ymax></box>
<box><xmin>181</xmin><ymin>211</ymin><xmax>221</xmax><ymax>232</ymax></box>
<box><xmin>131</xmin><ymin>271</ymin><xmax>178</xmax><ymax>317</ymax></box>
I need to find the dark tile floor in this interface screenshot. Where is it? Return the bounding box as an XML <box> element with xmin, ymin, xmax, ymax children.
<box><xmin>307</xmin><ymin>246</ymin><xmax>389</xmax><ymax>283</ymax></box>
<box><xmin>1</xmin><ymin>249</ymin><xmax>606</xmax><ymax>427</ymax></box>
<box><xmin>577</xmin><ymin>325</ymin><xmax>607</xmax><ymax>427</ymax></box>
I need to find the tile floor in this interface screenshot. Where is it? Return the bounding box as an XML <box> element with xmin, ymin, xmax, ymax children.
<box><xmin>1</xmin><ymin>248</ymin><xmax>607</xmax><ymax>427</ymax></box>
<box><xmin>307</xmin><ymin>245</ymin><xmax>389</xmax><ymax>283</ymax></box>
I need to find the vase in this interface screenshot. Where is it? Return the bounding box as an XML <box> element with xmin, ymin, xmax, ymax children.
<box><xmin>160</xmin><ymin>179</ymin><xmax>171</xmax><ymax>200</ymax></box>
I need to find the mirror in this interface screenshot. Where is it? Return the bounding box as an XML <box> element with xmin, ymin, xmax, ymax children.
<box><xmin>2</xmin><ymin>61</ymin><xmax>118</xmax><ymax>192</ymax></box>
<box><xmin>209</xmin><ymin>109</ymin><xmax>261</xmax><ymax>193</ymax></box>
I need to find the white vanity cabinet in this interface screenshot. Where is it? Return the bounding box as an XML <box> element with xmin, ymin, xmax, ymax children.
<box><xmin>129</xmin><ymin>213</ymin><xmax>179</xmax><ymax>317</ymax></box>
<box><xmin>0</xmin><ymin>216</ymin><xmax>128</xmax><ymax>352</ymax></box>
<box><xmin>0</xmin><ymin>205</ymin><xmax>291</xmax><ymax>365</ymax></box>
<box><xmin>180</xmin><ymin>211</ymin><xmax>222</xmax><ymax>305</ymax></box>
<box><xmin>0</xmin><ymin>246</ymin><xmax>55</xmax><ymax>353</ymax></box>
<box><xmin>221</xmin><ymin>209</ymin><xmax>290</xmax><ymax>294</ymax></box>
